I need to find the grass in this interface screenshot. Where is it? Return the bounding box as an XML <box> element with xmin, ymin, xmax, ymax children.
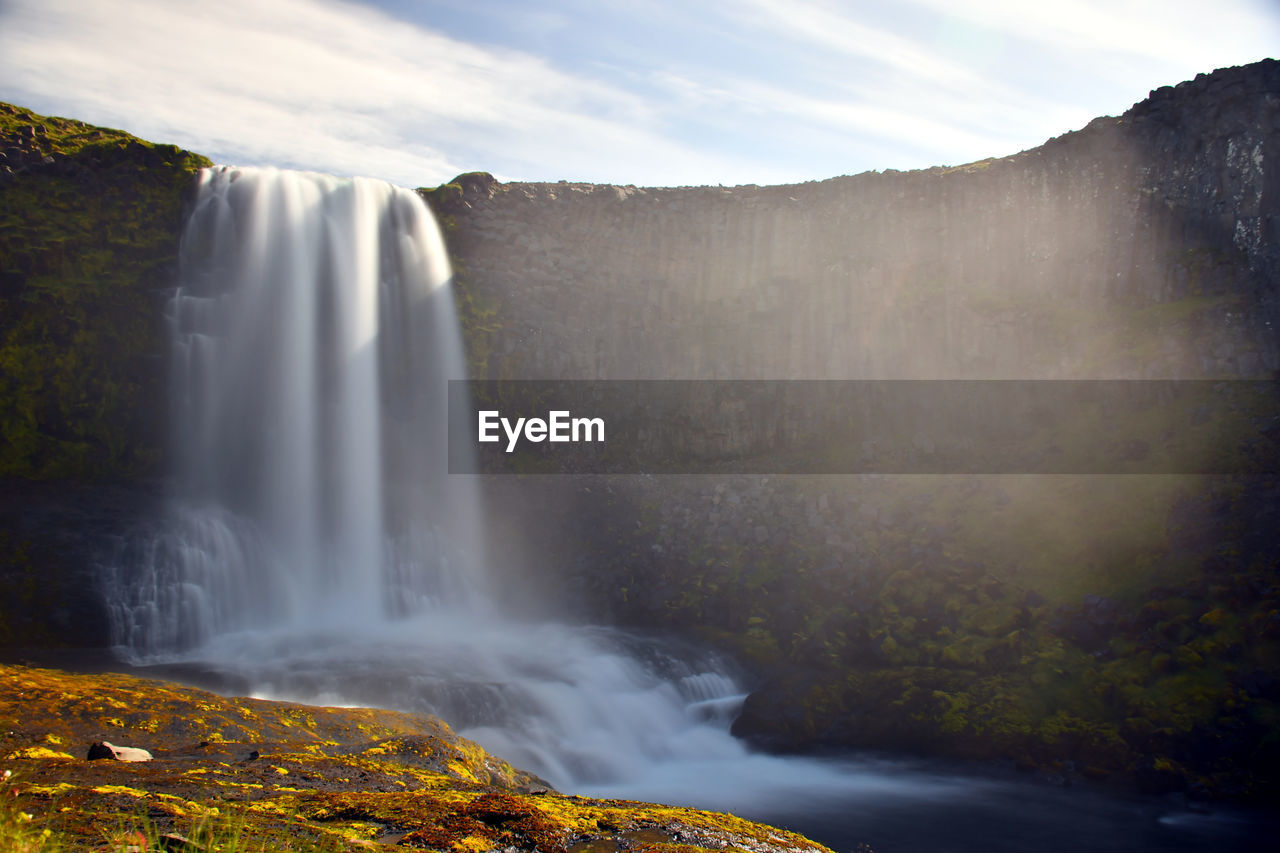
<box><xmin>1</xmin><ymin>771</ymin><xmax>59</xmax><ymax>852</ymax></box>
<box><xmin>98</xmin><ymin>811</ymin><xmax>347</xmax><ymax>852</ymax></box>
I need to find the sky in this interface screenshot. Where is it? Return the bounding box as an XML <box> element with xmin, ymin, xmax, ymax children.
<box><xmin>0</xmin><ymin>0</ymin><xmax>1276</xmax><ymax>188</ymax></box>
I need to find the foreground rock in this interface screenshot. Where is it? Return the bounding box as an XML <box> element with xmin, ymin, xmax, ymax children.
<box><xmin>0</xmin><ymin>664</ymin><xmax>836</xmax><ymax>852</ymax></box>
<box><xmin>86</xmin><ymin>741</ymin><xmax>153</xmax><ymax>762</ymax></box>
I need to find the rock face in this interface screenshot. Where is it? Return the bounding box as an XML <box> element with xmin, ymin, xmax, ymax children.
<box><xmin>0</xmin><ymin>476</ymin><xmax>160</xmax><ymax>647</ymax></box>
<box><xmin>0</xmin><ymin>102</ymin><xmax>210</xmax><ymax>482</ymax></box>
<box><xmin>429</xmin><ymin>60</ymin><xmax>1280</xmax><ymax>800</ymax></box>
<box><xmin>433</xmin><ymin>60</ymin><xmax>1279</xmax><ymax>383</ymax></box>
<box><xmin>0</xmin><ymin>103</ymin><xmax>207</xmax><ymax>648</ymax></box>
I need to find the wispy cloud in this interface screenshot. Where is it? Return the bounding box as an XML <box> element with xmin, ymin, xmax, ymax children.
<box><xmin>0</xmin><ymin>0</ymin><xmax>1273</xmax><ymax>187</ymax></box>
<box><xmin>736</xmin><ymin>0</ymin><xmax>993</xmax><ymax>93</ymax></box>
<box><xmin>0</xmin><ymin>0</ymin><xmax>743</xmax><ymax>186</ymax></box>
<box><xmin>907</xmin><ymin>0</ymin><xmax>1277</xmax><ymax>76</ymax></box>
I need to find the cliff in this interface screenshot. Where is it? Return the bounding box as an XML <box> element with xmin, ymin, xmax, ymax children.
<box><xmin>0</xmin><ymin>102</ymin><xmax>211</xmax><ymax>481</ymax></box>
<box><xmin>0</xmin><ymin>103</ymin><xmax>209</xmax><ymax>647</ymax></box>
<box><xmin>426</xmin><ymin>60</ymin><xmax>1280</xmax><ymax>800</ymax></box>
<box><xmin>434</xmin><ymin>60</ymin><xmax>1278</xmax><ymax>382</ymax></box>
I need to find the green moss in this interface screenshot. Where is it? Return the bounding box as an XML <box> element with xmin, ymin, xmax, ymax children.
<box><xmin>421</xmin><ymin>180</ymin><xmax>465</xmax><ymax>213</ymax></box>
<box><xmin>940</xmin><ymin>158</ymin><xmax>995</xmax><ymax>174</ymax></box>
<box><xmin>453</xmin><ymin>273</ymin><xmax>504</xmax><ymax>379</ymax></box>
<box><xmin>0</xmin><ymin>101</ymin><xmax>211</xmax><ymax>481</ymax></box>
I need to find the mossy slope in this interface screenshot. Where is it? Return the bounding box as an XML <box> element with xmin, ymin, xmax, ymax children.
<box><xmin>0</xmin><ymin>664</ymin><xmax>834</xmax><ymax>852</ymax></box>
<box><xmin>0</xmin><ymin>102</ymin><xmax>211</xmax><ymax>481</ymax></box>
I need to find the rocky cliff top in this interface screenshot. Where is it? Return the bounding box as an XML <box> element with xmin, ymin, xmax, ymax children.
<box><xmin>429</xmin><ymin>59</ymin><xmax>1278</xmax><ymax>382</ymax></box>
<box><xmin>428</xmin><ymin>59</ymin><xmax>1278</xmax><ymax>201</ymax></box>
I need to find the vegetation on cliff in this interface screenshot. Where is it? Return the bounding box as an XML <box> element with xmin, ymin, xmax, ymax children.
<box><xmin>418</xmin><ymin>173</ymin><xmax>505</xmax><ymax>381</ymax></box>
<box><xmin>537</xmin><ymin>473</ymin><xmax>1280</xmax><ymax>802</ymax></box>
<box><xmin>0</xmin><ymin>102</ymin><xmax>210</xmax><ymax>482</ymax></box>
<box><xmin>0</xmin><ymin>664</ymin><xmax>833</xmax><ymax>852</ymax></box>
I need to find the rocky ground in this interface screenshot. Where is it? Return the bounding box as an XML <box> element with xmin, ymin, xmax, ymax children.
<box><xmin>0</xmin><ymin>663</ymin><xmax>836</xmax><ymax>853</ymax></box>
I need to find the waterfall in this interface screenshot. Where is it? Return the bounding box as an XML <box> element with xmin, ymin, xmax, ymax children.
<box><xmin>103</xmin><ymin>165</ymin><xmax>755</xmax><ymax>794</ymax></box>
<box><xmin>109</xmin><ymin>166</ymin><xmax>485</xmax><ymax>653</ymax></box>
<box><xmin>100</xmin><ymin>166</ymin><xmax>980</xmax><ymax>823</ymax></box>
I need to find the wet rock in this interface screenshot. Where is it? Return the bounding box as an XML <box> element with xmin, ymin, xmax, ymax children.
<box><xmin>0</xmin><ymin>477</ymin><xmax>159</xmax><ymax>648</ymax></box>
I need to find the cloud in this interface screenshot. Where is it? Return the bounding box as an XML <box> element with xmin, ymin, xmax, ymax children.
<box><xmin>905</xmin><ymin>0</ymin><xmax>1278</xmax><ymax>77</ymax></box>
<box><xmin>626</xmin><ymin>0</ymin><xmax>1093</xmax><ymax>168</ymax></box>
<box><xmin>0</xmin><ymin>0</ymin><xmax>745</xmax><ymax>186</ymax></box>
<box><xmin>0</xmin><ymin>0</ymin><xmax>1274</xmax><ymax>187</ymax></box>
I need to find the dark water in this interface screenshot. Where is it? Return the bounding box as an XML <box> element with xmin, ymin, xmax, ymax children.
<box><xmin>729</xmin><ymin>756</ymin><xmax>1279</xmax><ymax>853</ymax></box>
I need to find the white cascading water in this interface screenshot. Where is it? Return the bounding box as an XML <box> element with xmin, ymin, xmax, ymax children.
<box><xmin>104</xmin><ymin>165</ymin><xmax>996</xmax><ymax>830</ymax></box>
<box><xmin>109</xmin><ymin>166</ymin><xmax>485</xmax><ymax>653</ymax></box>
<box><xmin>104</xmin><ymin>165</ymin><xmax>765</xmax><ymax>789</ymax></box>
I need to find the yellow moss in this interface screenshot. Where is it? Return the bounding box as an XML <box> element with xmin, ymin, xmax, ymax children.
<box><xmin>1198</xmin><ymin>608</ymin><xmax>1226</xmax><ymax>626</ymax></box>
<box><xmin>447</xmin><ymin>761</ymin><xmax>479</xmax><ymax>783</ymax></box>
<box><xmin>0</xmin><ymin>663</ymin><xmax>834</xmax><ymax>853</ymax></box>
<box><xmin>92</xmin><ymin>785</ymin><xmax>147</xmax><ymax>798</ymax></box>
<box><xmin>25</xmin><ymin>784</ymin><xmax>78</xmax><ymax>798</ymax></box>
<box><xmin>7</xmin><ymin>746</ymin><xmax>75</xmax><ymax>761</ymax></box>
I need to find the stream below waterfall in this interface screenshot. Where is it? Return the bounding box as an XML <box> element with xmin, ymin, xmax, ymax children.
<box><xmin>114</xmin><ymin>617</ymin><xmax>1278</xmax><ymax>853</ymax></box>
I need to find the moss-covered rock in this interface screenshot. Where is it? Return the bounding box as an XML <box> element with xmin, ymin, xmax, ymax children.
<box><xmin>0</xmin><ymin>664</ymin><xmax>836</xmax><ymax>852</ymax></box>
<box><xmin>723</xmin><ymin>487</ymin><xmax>1280</xmax><ymax>801</ymax></box>
<box><xmin>0</xmin><ymin>102</ymin><xmax>211</xmax><ymax>481</ymax></box>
